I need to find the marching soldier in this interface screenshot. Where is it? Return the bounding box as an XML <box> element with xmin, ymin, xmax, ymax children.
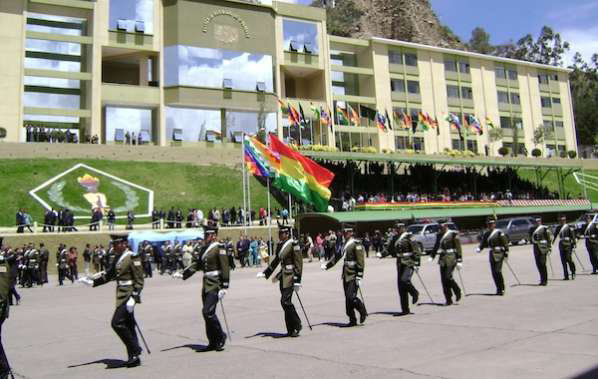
<box><xmin>431</xmin><ymin>222</ymin><xmax>462</xmax><ymax>306</ymax></box>
<box><xmin>378</xmin><ymin>222</ymin><xmax>420</xmax><ymax>314</ymax></box>
<box><xmin>0</xmin><ymin>238</ymin><xmax>17</xmax><ymax>377</ymax></box>
<box><xmin>25</xmin><ymin>244</ymin><xmax>40</xmax><ymax>287</ymax></box>
<box><xmin>140</xmin><ymin>242</ymin><xmax>153</xmax><ymax>278</ymax></box>
<box><xmin>554</xmin><ymin>216</ymin><xmax>576</xmax><ymax>280</ymax></box>
<box><xmin>180</xmin><ymin>227</ymin><xmax>230</xmax><ymax>351</ymax></box>
<box><xmin>257</xmin><ymin>226</ymin><xmax>303</xmax><ymax>337</ymax></box>
<box><xmin>477</xmin><ymin>218</ymin><xmax>509</xmax><ymax>295</ymax></box>
<box><xmin>583</xmin><ymin>215</ymin><xmax>598</xmax><ymax>274</ymax></box>
<box><xmin>529</xmin><ymin>217</ymin><xmax>553</xmax><ymax>286</ymax></box>
<box><xmin>56</xmin><ymin>244</ymin><xmax>70</xmax><ymax>286</ymax></box>
<box><xmin>321</xmin><ymin>225</ymin><xmax>367</xmax><ymax>326</ymax></box>
<box><xmin>39</xmin><ymin>243</ymin><xmax>49</xmax><ymax>284</ymax></box>
<box><xmin>79</xmin><ymin>234</ymin><xmax>145</xmax><ymax>368</ymax></box>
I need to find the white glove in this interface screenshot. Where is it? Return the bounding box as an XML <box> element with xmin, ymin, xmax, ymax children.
<box><xmin>427</xmin><ymin>257</ymin><xmax>433</xmax><ymax>262</ymax></box>
<box><xmin>320</xmin><ymin>263</ymin><xmax>327</xmax><ymax>271</ymax></box>
<box><xmin>126</xmin><ymin>297</ymin><xmax>136</xmax><ymax>313</ymax></box>
<box><xmin>218</xmin><ymin>289</ymin><xmax>227</xmax><ymax>300</ymax></box>
<box><xmin>172</xmin><ymin>271</ymin><xmax>183</xmax><ymax>279</ymax></box>
<box><xmin>376</xmin><ymin>252</ymin><xmax>382</xmax><ymax>258</ymax></box>
<box><xmin>414</xmin><ymin>266</ymin><xmax>419</xmax><ymax>272</ymax></box>
<box><xmin>256</xmin><ymin>272</ymin><xmax>265</xmax><ymax>279</ymax></box>
<box><xmin>357</xmin><ymin>278</ymin><xmax>362</xmax><ymax>287</ymax></box>
<box><xmin>293</xmin><ymin>283</ymin><xmax>302</xmax><ymax>293</ymax></box>
<box><xmin>78</xmin><ymin>277</ymin><xmax>93</xmax><ymax>286</ymax></box>
<box><xmin>457</xmin><ymin>263</ymin><xmax>463</xmax><ymax>270</ymax></box>
<box><xmin>475</xmin><ymin>248</ymin><xmax>481</xmax><ymax>253</ymax></box>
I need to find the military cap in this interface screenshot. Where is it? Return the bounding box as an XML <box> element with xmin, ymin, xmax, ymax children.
<box><xmin>534</xmin><ymin>217</ymin><xmax>542</xmax><ymax>222</ymax></box>
<box><xmin>342</xmin><ymin>223</ymin><xmax>355</xmax><ymax>233</ymax></box>
<box><xmin>395</xmin><ymin>222</ymin><xmax>405</xmax><ymax>228</ymax></box>
<box><xmin>440</xmin><ymin>220</ymin><xmax>452</xmax><ymax>226</ymax></box>
<box><xmin>559</xmin><ymin>215</ymin><xmax>566</xmax><ymax>221</ymax></box>
<box><xmin>110</xmin><ymin>233</ymin><xmax>129</xmax><ymax>243</ymax></box>
<box><xmin>204</xmin><ymin>226</ymin><xmax>219</xmax><ymax>235</ymax></box>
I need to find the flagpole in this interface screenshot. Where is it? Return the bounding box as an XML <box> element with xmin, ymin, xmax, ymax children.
<box><xmin>267</xmin><ymin>175</ymin><xmax>272</xmax><ymax>247</ymax></box>
<box><xmin>241</xmin><ymin>133</ymin><xmax>248</xmax><ymax>235</ymax></box>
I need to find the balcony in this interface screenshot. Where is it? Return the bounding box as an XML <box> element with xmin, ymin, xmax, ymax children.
<box><xmin>102</xmin><ymin>84</ymin><xmax>160</xmax><ymax>107</ymax></box>
<box><xmin>29</xmin><ymin>0</ymin><xmax>94</xmax><ymax>10</ymax></box>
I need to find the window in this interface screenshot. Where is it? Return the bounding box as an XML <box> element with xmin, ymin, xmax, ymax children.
<box><xmin>404</xmin><ymin>53</ymin><xmax>418</xmax><ymax>67</ymax></box>
<box><xmin>106</xmin><ymin>106</ymin><xmax>152</xmax><ymax>143</ymax></box>
<box><xmin>447</xmin><ymin>85</ymin><xmax>460</xmax><ymax>98</ymax></box>
<box><xmin>541</xmin><ymin>96</ymin><xmax>552</xmax><ymax>108</ymax></box>
<box><xmin>452</xmin><ymin>139</ymin><xmax>465</xmax><ymax>151</ymax></box>
<box><xmin>395</xmin><ymin>135</ymin><xmax>409</xmax><ymax>150</ymax></box>
<box><xmin>164</xmin><ymin>46</ymin><xmax>274</xmax><ymax>92</ymax></box>
<box><xmin>538</xmin><ymin>74</ymin><xmax>549</xmax><ymax>84</ymax></box>
<box><xmin>444</xmin><ymin>60</ymin><xmax>457</xmax><ymax>72</ymax></box>
<box><xmin>550</xmin><ymin>74</ymin><xmax>559</xmax><ymax>81</ymax></box>
<box><xmin>413</xmin><ymin>137</ymin><xmax>425</xmax><ymax>151</ymax></box>
<box><xmin>507</xmin><ymin>69</ymin><xmax>518</xmax><ymax>80</ymax></box>
<box><xmin>513</xmin><ymin>118</ymin><xmax>523</xmax><ymax>129</ymax></box>
<box><xmin>283</xmin><ymin>19</ymin><xmax>319</xmax><ymax>53</ymax></box>
<box><xmin>390</xmin><ymin>79</ymin><xmax>405</xmax><ymax>92</ymax></box>
<box><xmin>407</xmin><ymin>80</ymin><xmax>420</xmax><ymax>94</ymax></box>
<box><xmin>466</xmin><ymin>140</ymin><xmax>478</xmax><ymax>153</ymax></box>
<box><xmin>543</xmin><ymin>120</ymin><xmax>554</xmax><ymax>130</ymax></box>
<box><xmin>555</xmin><ymin>121</ymin><xmax>564</xmax><ymax>128</ymax></box>
<box><xmin>109</xmin><ymin>0</ymin><xmax>154</xmax><ymax>34</ymax></box>
<box><xmin>459</xmin><ymin>61</ymin><xmax>470</xmax><ymax>74</ymax></box>
<box><xmin>461</xmin><ymin>86</ymin><xmax>473</xmax><ymax>99</ymax></box>
<box><xmin>510</xmin><ymin>93</ymin><xmax>521</xmax><ymax>105</ymax></box>
<box><xmin>389</xmin><ymin>51</ymin><xmax>402</xmax><ymax>64</ymax></box>
<box><xmin>497</xmin><ymin>91</ymin><xmax>509</xmax><ymax>104</ymax></box>
<box><xmin>495</xmin><ymin>67</ymin><xmax>506</xmax><ymax>79</ymax></box>
<box><xmin>500</xmin><ymin>116</ymin><xmax>512</xmax><ymax>129</ymax></box>
<box><xmin>552</xmin><ymin>97</ymin><xmax>561</xmax><ymax>104</ymax></box>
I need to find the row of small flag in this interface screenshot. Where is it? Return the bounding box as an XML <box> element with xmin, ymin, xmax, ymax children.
<box><xmin>278</xmin><ymin>99</ymin><xmax>497</xmax><ymax>139</ymax></box>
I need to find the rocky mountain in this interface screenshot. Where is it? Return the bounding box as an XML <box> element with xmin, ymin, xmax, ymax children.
<box><xmin>319</xmin><ymin>0</ymin><xmax>463</xmax><ymax>49</ymax></box>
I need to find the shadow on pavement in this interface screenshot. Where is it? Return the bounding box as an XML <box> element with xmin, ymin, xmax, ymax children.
<box><xmin>466</xmin><ymin>293</ymin><xmax>498</xmax><ymax>297</ymax></box>
<box><xmin>312</xmin><ymin>322</ymin><xmax>358</xmax><ymax>328</ymax></box>
<box><xmin>571</xmin><ymin>365</ymin><xmax>598</xmax><ymax>378</ymax></box>
<box><xmin>370</xmin><ymin>311</ymin><xmax>401</xmax><ymax>316</ymax></box>
<box><xmin>160</xmin><ymin>344</ymin><xmax>211</xmax><ymax>353</ymax></box>
<box><xmin>67</xmin><ymin>359</ymin><xmax>128</xmax><ymax>370</ymax></box>
<box><xmin>244</xmin><ymin>332</ymin><xmax>289</xmax><ymax>339</ymax></box>
<box><xmin>417</xmin><ymin>302</ymin><xmax>445</xmax><ymax>307</ymax></box>
<box><xmin>510</xmin><ymin>283</ymin><xmax>541</xmax><ymax>287</ymax></box>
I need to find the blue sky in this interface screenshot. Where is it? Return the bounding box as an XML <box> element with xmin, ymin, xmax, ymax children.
<box><xmin>430</xmin><ymin>0</ymin><xmax>598</xmax><ymax>66</ymax></box>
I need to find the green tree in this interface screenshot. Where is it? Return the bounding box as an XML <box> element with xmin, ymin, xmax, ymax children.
<box><xmin>568</xmin><ymin>52</ymin><xmax>598</xmax><ymax>146</ymax></box>
<box><xmin>467</xmin><ymin>27</ymin><xmax>494</xmax><ymax>54</ymax></box>
<box><xmin>496</xmin><ymin>26</ymin><xmax>570</xmax><ymax>67</ymax></box>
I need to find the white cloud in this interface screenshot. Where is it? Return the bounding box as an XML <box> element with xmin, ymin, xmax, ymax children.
<box><xmin>135</xmin><ymin>0</ymin><xmax>154</xmax><ymax>34</ymax></box>
<box><xmin>561</xmin><ymin>25</ymin><xmax>598</xmax><ymax>66</ymax></box>
<box><xmin>105</xmin><ymin>107</ymin><xmax>152</xmax><ymax>141</ymax></box>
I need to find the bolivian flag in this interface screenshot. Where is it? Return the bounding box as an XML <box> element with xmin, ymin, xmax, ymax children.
<box><xmin>269</xmin><ymin>133</ymin><xmax>335</xmax><ymax>212</ymax></box>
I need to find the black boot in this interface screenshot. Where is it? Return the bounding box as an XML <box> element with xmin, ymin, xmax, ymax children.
<box><xmin>412</xmin><ymin>290</ymin><xmax>419</xmax><ymax>305</ymax></box>
<box><xmin>215</xmin><ymin>334</ymin><xmax>226</xmax><ymax>352</ymax></box>
<box><xmin>126</xmin><ymin>355</ymin><xmax>141</xmax><ymax>368</ymax></box>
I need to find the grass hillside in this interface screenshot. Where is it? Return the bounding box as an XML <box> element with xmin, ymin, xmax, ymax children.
<box><xmin>0</xmin><ymin>159</ymin><xmax>283</xmax><ymax>227</ymax></box>
<box><xmin>516</xmin><ymin>168</ymin><xmax>598</xmax><ymax>202</ymax></box>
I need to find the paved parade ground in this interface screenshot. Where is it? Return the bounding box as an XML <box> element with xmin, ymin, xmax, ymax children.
<box><xmin>6</xmin><ymin>243</ymin><xmax>598</xmax><ymax>379</ymax></box>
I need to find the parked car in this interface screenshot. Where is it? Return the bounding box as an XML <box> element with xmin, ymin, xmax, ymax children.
<box><xmin>572</xmin><ymin>213</ymin><xmax>598</xmax><ymax>238</ymax></box>
<box><xmin>495</xmin><ymin>217</ymin><xmax>535</xmax><ymax>245</ymax></box>
<box><xmin>408</xmin><ymin>222</ymin><xmax>458</xmax><ymax>253</ymax></box>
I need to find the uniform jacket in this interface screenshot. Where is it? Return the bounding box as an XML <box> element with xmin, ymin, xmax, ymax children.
<box><xmin>0</xmin><ymin>252</ymin><xmax>15</xmax><ymax>320</ymax></box>
<box><xmin>431</xmin><ymin>230</ymin><xmax>462</xmax><ymax>267</ymax></box>
<box><xmin>381</xmin><ymin>232</ymin><xmax>421</xmax><ymax>268</ymax></box>
<box><xmin>183</xmin><ymin>241</ymin><xmax>230</xmax><ymax>293</ymax></box>
<box><xmin>93</xmin><ymin>250</ymin><xmax>144</xmax><ymax>307</ymax></box>
<box><xmin>584</xmin><ymin>222</ymin><xmax>598</xmax><ymax>249</ymax></box>
<box><xmin>479</xmin><ymin>228</ymin><xmax>509</xmax><ymax>262</ymax></box>
<box><xmin>529</xmin><ymin>225</ymin><xmax>553</xmax><ymax>255</ymax></box>
<box><xmin>325</xmin><ymin>237</ymin><xmax>365</xmax><ymax>282</ymax></box>
<box><xmin>554</xmin><ymin>224</ymin><xmax>576</xmax><ymax>251</ymax></box>
<box><xmin>263</xmin><ymin>238</ymin><xmax>303</xmax><ymax>289</ymax></box>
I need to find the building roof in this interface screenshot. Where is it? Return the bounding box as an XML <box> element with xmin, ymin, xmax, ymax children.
<box><xmin>371</xmin><ymin>37</ymin><xmax>573</xmax><ymax>73</ymax></box>
<box><xmin>303</xmin><ymin>151</ymin><xmax>583</xmax><ymax>169</ymax></box>
<box><xmin>298</xmin><ymin>203</ymin><xmax>592</xmax><ymax>225</ymax></box>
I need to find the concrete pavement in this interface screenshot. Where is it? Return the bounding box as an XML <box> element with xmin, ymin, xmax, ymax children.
<box><xmin>5</xmin><ymin>243</ymin><xmax>598</xmax><ymax>379</ymax></box>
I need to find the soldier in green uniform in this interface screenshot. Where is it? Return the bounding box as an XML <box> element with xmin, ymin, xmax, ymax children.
<box><xmin>56</xmin><ymin>244</ymin><xmax>70</xmax><ymax>286</ymax></box>
<box><xmin>321</xmin><ymin>225</ymin><xmax>367</xmax><ymax>326</ymax></box>
<box><xmin>477</xmin><ymin>218</ymin><xmax>509</xmax><ymax>295</ymax></box>
<box><xmin>0</xmin><ymin>238</ymin><xmax>16</xmax><ymax>377</ymax></box>
<box><xmin>554</xmin><ymin>216</ymin><xmax>576</xmax><ymax>280</ymax></box>
<box><xmin>79</xmin><ymin>233</ymin><xmax>145</xmax><ymax>368</ymax></box>
<box><xmin>583</xmin><ymin>215</ymin><xmax>598</xmax><ymax>274</ymax></box>
<box><xmin>378</xmin><ymin>222</ymin><xmax>420</xmax><ymax>314</ymax></box>
<box><xmin>257</xmin><ymin>226</ymin><xmax>303</xmax><ymax>337</ymax></box>
<box><xmin>25</xmin><ymin>243</ymin><xmax>40</xmax><ymax>287</ymax></box>
<box><xmin>431</xmin><ymin>222</ymin><xmax>462</xmax><ymax>306</ymax></box>
<box><xmin>529</xmin><ymin>217</ymin><xmax>553</xmax><ymax>286</ymax></box>
<box><xmin>180</xmin><ymin>227</ymin><xmax>230</xmax><ymax>351</ymax></box>
<box><xmin>39</xmin><ymin>243</ymin><xmax>49</xmax><ymax>284</ymax></box>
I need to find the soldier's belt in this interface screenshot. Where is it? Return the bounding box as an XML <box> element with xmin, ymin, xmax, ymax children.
<box><xmin>561</xmin><ymin>237</ymin><xmax>571</xmax><ymax>241</ymax></box>
<box><xmin>399</xmin><ymin>253</ymin><xmax>414</xmax><ymax>257</ymax></box>
<box><xmin>204</xmin><ymin>270</ymin><xmax>221</xmax><ymax>277</ymax></box>
<box><xmin>344</xmin><ymin>261</ymin><xmax>356</xmax><ymax>267</ymax></box>
<box><xmin>491</xmin><ymin>247</ymin><xmax>505</xmax><ymax>252</ymax></box>
<box><xmin>284</xmin><ymin>265</ymin><xmax>294</xmax><ymax>270</ymax></box>
<box><xmin>29</xmin><ymin>259</ymin><xmax>36</xmax><ymax>263</ymax></box>
<box><xmin>117</xmin><ymin>280</ymin><xmax>133</xmax><ymax>286</ymax></box>
<box><xmin>439</xmin><ymin>249</ymin><xmax>456</xmax><ymax>254</ymax></box>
